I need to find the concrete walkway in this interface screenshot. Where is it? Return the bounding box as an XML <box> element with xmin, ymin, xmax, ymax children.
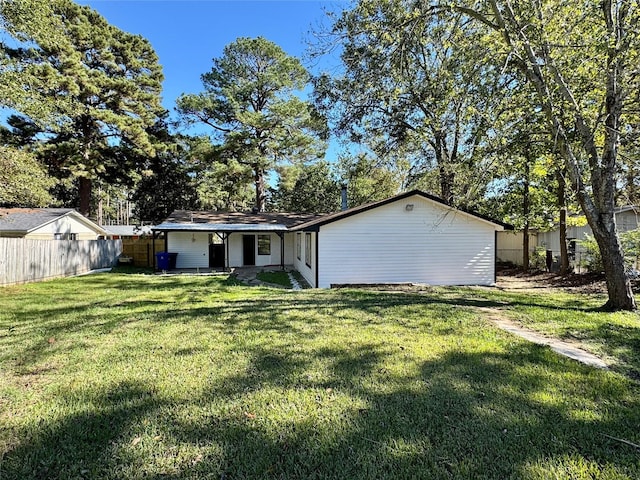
<box><xmin>477</xmin><ymin>307</ymin><xmax>608</xmax><ymax>369</ymax></box>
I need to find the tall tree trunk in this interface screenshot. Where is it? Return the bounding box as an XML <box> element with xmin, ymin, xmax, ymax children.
<box><xmin>79</xmin><ymin>177</ymin><xmax>92</xmax><ymax>217</ymax></box>
<box><xmin>556</xmin><ymin>169</ymin><xmax>570</xmax><ymax>274</ymax></box>
<box><xmin>522</xmin><ymin>156</ymin><xmax>530</xmax><ymax>271</ymax></box>
<box><xmin>491</xmin><ymin>0</ymin><xmax>635</xmax><ymax>310</ymax></box>
<box><xmin>254</xmin><ymin>167</ymin><xmax>266</xmax><ymax>212</ymax></box>
<box><xmin>592</xmin><ymin>215</ymin><xmax>634</xmax><ymax>310</ymax></box>
<box><xmin>435</xmin><ymin>131</ymin><xmax>454</xmax><ymax>204</ymax></box>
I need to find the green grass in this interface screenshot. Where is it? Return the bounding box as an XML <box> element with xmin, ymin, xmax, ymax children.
<box><xmin>256</xmin><ymin>270</ymin><xmax>292</xmax><ymax>288</ymax></box>
<box><xmin>436</xmin><ymin>286</ymin><xmax>640</xmax><ymax>381</ymax></box>
<box><xmin>0</xmin><ymin>274</ymin><xmax>639</xmax><ymax>479</ymax></box>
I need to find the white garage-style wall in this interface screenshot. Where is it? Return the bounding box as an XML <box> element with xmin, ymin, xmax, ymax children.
<box><xmin>167</xmin><ymin>232</ymin><xmax>209</xmax><ymax>268</ymax></box>
<box><xmin>316</xmin><ymin>194</ymin><xmax>500</xmax><ymax>288</ymax></box>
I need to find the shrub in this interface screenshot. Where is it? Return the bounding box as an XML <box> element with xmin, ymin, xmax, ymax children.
<box><xmin>579</xmin><ymin>229</ymin><xmax>640</xmax><ymax>273</ymax></box>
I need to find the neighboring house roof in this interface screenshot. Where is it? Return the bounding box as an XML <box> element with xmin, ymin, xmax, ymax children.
<box><xmin>291</xmin><ymin>190</ymin><xmax>513</xmax><ymax>232</ymax></box>
<box><xmin>615</xmin><ymin>205</ymin><xmax>639</xmax><ymax>215</ymax></box>
<box><xmin>104</xmin><ymin>225</ymin><xmax>153</xmax><ymax>237</ymax></box>
<box><xmin>0</xmin><ymin>208</ymin><xmax>107</xmax><ymax>236</ymax></box>
<box><xmin>153</xmin><ymin>210</ymin><xmax>325</xmax><ymax>233</ymax></box>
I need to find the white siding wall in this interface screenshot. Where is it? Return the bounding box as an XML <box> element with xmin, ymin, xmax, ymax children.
<box><xmin>167</xmin><ymin>232</ymin><xmax>208</xmax><ymax>268</ymax></box>
<box><xmin>317</xmin><ymin>195</ymin><xmax>498</xmax><ymax>288</ymax></box>
<box><xmin>496</xmin><ymin>231</ymin><xmax>538</xmax><ymax>266</ymax></box>
<box><xmin>293</xmin><ymin>232</ymin><xmax>316</xmax><ymax>287</ymax></box>
<box><xmin>537</xmin><ymin>226</ymin><xmax>591</xmax><ymax>255</ymax></box>
<box><xmin>26</xmin><ymin>216</ymin><xmax>103</xmax><ymax>240</ymax></box>
<box><xmin>228</xmin><ymin>234</ymin><xmax>243</xmax><ymax>267</ymax></box>
<box><xmin>283</xmin><ymin>233</ymin><xmax>295</xmax><ymax>265</ymax></box>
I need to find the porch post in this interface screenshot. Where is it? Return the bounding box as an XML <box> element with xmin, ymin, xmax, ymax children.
<box><xmin>151</xmin><ymin>230</ymin><xmax>158</xmax><ymax>271</ymax></box>
<box><xmin>224</xmin><ymin>232</ymin><xmax>230</xmax><ymax>272</ymax></box>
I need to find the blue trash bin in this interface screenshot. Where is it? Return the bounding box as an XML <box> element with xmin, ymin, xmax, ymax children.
<box><xmin>156</xmin><ymin>252</ymin><xmax>170</xmax><ymax>270</ymax></box>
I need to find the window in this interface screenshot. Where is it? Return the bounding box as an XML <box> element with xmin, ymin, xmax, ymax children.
<box><xmin>258</xmin><ymin>235</ymin><xmax>271</xmax><ymax>255</ymax></box>
<box><xmin>296</xmin><ymin>233</ymin><xmax>301</xmax><ymax>260</ymax></box>
<box><xmin>54</xmin><ymin>233</ymin><xmax>77</xmax><ymax>240</ymax></box>
<box><xmin>305</xmin><ymin>233</ymin><xmax>312</xmax><ymax>267</ymax></box>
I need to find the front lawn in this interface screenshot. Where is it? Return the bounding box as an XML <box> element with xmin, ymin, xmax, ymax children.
<box><xmin>0</xmin><ymin>274</ymin><xmax>638</xmax><ymax>479</ymax></box>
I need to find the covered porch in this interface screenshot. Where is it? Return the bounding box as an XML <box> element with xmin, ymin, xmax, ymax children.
<box><xmin>152</xmin><ymin>210</ymin><xmax>324</xmax><ymax>273</ymax></box>
<box><xmin>151</xmin><ymin>226</ymin><xmax>294</xmax><ymax>271</ymax></box>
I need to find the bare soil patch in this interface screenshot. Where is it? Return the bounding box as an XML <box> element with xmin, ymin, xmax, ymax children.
<box><xmin>495</xmin><ymin>266</ymin><xmax>609</xmax><ymax>295</ymax></box>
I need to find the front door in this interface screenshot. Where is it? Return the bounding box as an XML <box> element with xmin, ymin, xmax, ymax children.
<box><xmin>242</xmin><ymin>235</ymin><xmax>255</xmax><ymax>266</ymax></box>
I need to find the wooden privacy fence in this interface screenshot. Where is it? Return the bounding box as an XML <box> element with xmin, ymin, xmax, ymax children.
<box><xmin>0</xmin><ymin>238</ymin><xmax>122</xmax><ymax>286</ymax></box>
<box><xmin>121</xmin><ymin>238</ymin><xmax>155</xmax><ymax>267</ymax></box>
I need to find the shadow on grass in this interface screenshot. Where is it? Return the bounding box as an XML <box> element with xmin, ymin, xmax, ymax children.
<box><xmin>0</xmin><ymin>381</ymin><xmax>160</xmax><ymax>479</ymax></box>
<box><xmin>2</xmin><ymin>338</ymin><xmax>639</xmax><ymax>479</ymax></box>
<box><xmin>2</xmin><ymin>278</ymin><xmax>640</xmax><ymax>478</ymax></box>
<box><xmin>3</xmin><ymin>284</ymin><xmax>638</xmax><ymax>376</ymax></box>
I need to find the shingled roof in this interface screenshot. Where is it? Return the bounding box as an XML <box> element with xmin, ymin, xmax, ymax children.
<box><xmin>0</xmin><ymin>208</ymin><xmax>77</xmax><ymax>233</ymax></box>
<box><xmin>153</xmin><ymin>210</ymin><xmax>326</xmax><ymax>232</ymax></box>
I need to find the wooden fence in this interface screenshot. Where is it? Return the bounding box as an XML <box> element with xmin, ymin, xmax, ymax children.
<box><xmin>121</xmin><ymin>238</ymin><xmax>156</xmax><ymax>267</ymax></box>
<box><xmin>0</xmin><ymin>238</ymin><xmax>122</xmax><ymax>286</ymax></box>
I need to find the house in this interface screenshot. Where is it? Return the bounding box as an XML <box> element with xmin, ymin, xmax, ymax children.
<box><xmin>498</xmin><ymin>206</ymin><xmax>639</xmax><ymax>268</ymax></box>
<box><xmin>0</xmin><ymin>208</ymin><xmax>108</xmax><ymax>240</ymax></box>
<box><xmin>153</xmin><ymin>190</ymin><xmax>510</xmax><ymax>288</ymax></box>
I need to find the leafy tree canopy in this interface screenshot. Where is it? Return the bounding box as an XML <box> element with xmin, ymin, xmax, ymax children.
<box><xmin>0</xmin><ymin>145</ymin><xmax>53</xmax><ymax>207</ymax></box>
<box><xmin>270</xmin><ymin>161</ymin><xmax>341</xmax><ymax>213</ymax></box>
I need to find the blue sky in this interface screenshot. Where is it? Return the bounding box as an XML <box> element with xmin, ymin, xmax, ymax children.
<box><xmin>78</xmin><ymin>1</ymin><xmax>343</xmax><ymax>119</ymax></box>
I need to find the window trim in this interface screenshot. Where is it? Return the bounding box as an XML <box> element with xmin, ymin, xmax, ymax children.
<box><xmin>296</xmin><ymin>233</ymin><xmax>301</xmax><ymax>260</ymax></box>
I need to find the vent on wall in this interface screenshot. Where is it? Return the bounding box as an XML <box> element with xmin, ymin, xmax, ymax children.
<box><xmin>405</xmin><ymin>204</ymin><xmax>414</xmax><ymax>211</ymax></box>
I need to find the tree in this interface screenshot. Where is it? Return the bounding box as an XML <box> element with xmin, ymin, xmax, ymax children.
<box><xmin>177</xmin><ymin>37</ymin><xmax>326</xmax><ymax>212</ymax></box>
<box><xmin>0</xmin><ymin>145</ymin><xmax>53</xmax><ymax>207</ymax></box>
<box><xmin>0</xmin><ymin>0</ymin><xmax>165</xmax><ymax>216</ymax></box>
<box><xmin>314</xmin><ymin>0</ymin><xmax>507</xmax><ymax>205</ymax></box>
<box><xmin>337</xmin><ymin>153</ymin><xmax>402</xmax><ymax>207</ymax></box>
<box><xmin>436</xmin><ymin>1</ymin><xmax>638</xmax><ymax>309</ymax></box>
<box><xmin>270</xmin><ymin>161</ymin><xmax>341</xmax><ymax>213</ymax></box>
<box><xmin>132</xmin><ymin>156</ymin><xmax>200</xmax><ymax>224</ymax></box>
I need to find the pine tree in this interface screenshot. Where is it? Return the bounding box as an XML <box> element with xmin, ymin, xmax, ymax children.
<box><xmin>0</xmin><ymin>0</ymin><xmax>165</xmax><ymax>216</ymax></box>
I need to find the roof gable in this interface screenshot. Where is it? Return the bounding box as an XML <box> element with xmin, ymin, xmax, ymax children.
<box><xmin>291</xmin><ymin>190</ymin><xmax>512</xmax><ymax>231</ymax></box>
<box><xmin>0</xmin><ymin>208</ymin><xmax>107</xmax><ymax>235</ymax></box>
